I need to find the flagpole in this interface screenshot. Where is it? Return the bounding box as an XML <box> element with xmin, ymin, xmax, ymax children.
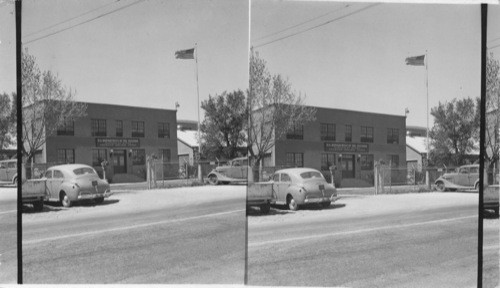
<box><xmin>425</xmin><ymin>50</ymin><xmax>430</xmax><ymax>189</ymax></box>
<box><xmin>195</xmin><ymin>43</ymin><xmax>202</xmax><ymax>181</ymax></box>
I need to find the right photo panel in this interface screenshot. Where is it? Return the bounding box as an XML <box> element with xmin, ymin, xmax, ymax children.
<box><xmin>247</xmin><ymin>2</ymin><xmax>482</xmax><ymax>287</ymax></box>
<box><xmin>484</xmin><ymin>3</ymin><xmax>500</xmax><ymax>288</ymax></box>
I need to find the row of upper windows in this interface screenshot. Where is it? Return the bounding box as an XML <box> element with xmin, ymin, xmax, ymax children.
<box><xmin>285</xmin><ymin>152</ymin><xmax>400</xmax><ymax>170</ymax></box>
<box><xmin>57</xmin><ymin>148</ymin><xmax>172</xmax><ymax>166</ymax></box>
<box><xmin>286</xmin><ymin>124</ymin><xmax>400</xmax><ymax>144</ymax></box>
<box><xmin>57</xmin><ymin>119</ymin><xmax>171</xmax><ymax>139</ymax></box>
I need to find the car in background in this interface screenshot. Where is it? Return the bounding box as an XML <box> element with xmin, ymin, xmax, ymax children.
<box><xmin>207</xmin><ymin>157</ymin><xmax>249</xmax><ymax>185</ymax></box>
<box><xmin>484</xmin><ymin>184</ymin><xmax>499</xmax><ymax>217</ymax></box>
<box><xmin>272</xmin><ymin>168</ymin><xmax>338</xmax><ymax>211</ymax></box>
<box><xmin>434</xmin><ymin>164</ymin><xmax>480</xmax><ymax>192</ymax></box>
<box><xmin>0</xmin><ymin>159</ymin><xmax>17</xmax><ymax>184</ymax></box>
<box><xmin>43</xmin><ymin>164</ymin><xmax>112</xmax><ymax>207</ymax></box>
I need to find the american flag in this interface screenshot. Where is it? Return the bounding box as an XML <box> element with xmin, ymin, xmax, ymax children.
<box><xmin>405</xmin><ymin>55</ymin><xmax>425</xmax><ymax>66</ymax></box>
<box><xmin>175</xmin><ymin>48</ymin><xmax>195</xmax><ymax>60</ymax></box>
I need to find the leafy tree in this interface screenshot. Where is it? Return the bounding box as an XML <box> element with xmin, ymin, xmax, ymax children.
<box><xmin>486</xmin><ymin>52</ymin><xmax>500</xmax><ymax>167</ymax></box>
<box><xmin>200</xmin><ymin>90</ymin><xmax>248</xmax><ymax>160</ymax></box>
<box><xmin>22</xmin><ymin>48</ymin><xmax>87</xmax><ymax>163</ymax></box>
<box><xmin>429</xmin><ymin>97</ymin><xmax>480</xmax><ymax>166</ymax></box>
<box><xmin>0</xmin><ymin>92</ymin><xmax>16</xmax><ymax>153</ymax></box>
<box><xmin>248</xmin><ymin>49</ymin><xmax>316</xmax><ymax>170</ymax></box>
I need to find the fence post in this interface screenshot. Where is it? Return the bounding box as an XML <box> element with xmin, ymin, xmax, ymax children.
<box><xmin>147</xmin><ymin>156</ymin><xmax>151</xmax><ymax>190</ymax></box>
<box><xmin>374</xmin><ymin>163</ymin><xmax>379</xmax><ymax>195</ymax></box>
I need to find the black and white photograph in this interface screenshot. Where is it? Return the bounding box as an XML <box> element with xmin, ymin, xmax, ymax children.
<box><xmin>18</xmin><ymin>0</ymin><xmax>248</xmax><ymax>284</ymax></box>
<box><xmin>0</xmin><ymin>0</ymin><xmax>499</xmax><ymax>286</ymax></box>
<box><xmin>247</xmin><ymin>1</ymin><xmax>494</xmax><ymax>287</ymax></box>
<box><xmin>0</xmin><ymin>0</ymin><xmax>18</xmax><ymax>284</ymax></box>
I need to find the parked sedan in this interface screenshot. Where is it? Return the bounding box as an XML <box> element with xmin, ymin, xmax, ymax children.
<box><xmin>207</xmin><ymin>157</ymin><xmax>249</xmax><ymax>185</ymax></box>
<box><xmin>44</xmin><ymin>164</ymin><xmax>112</xmax><ymax>207</ymax></box>
<box><xmin>434</xmin><ymin>164</ymin><xmax>480</xmax><ymax>192</ymax></box>
<box><xmin>272</xmin><ymin>168</ymin><xmax>338</xmax><ymax>210</ymax></box>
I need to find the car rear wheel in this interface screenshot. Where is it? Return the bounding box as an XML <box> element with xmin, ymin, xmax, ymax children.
<box><xmin>260</xmin><ymin>203</ymin><xmax>271</xmax><ymax>214</ymax></box>
<box><xmin>287</xmin><ymin>195</ymin><xmax>298</xmax><ymax>211</ymax></box>
<box><xmin>95</xmin><ymin>197</ymin><xmax>104</xmax><ymax>204</ymax></box>
<box><xmin>208</xmin><ymin>175</ymin><xmax>218</xmax><ymax>185</ymax></box>
<box><xmin>321</xmin><ymin>201</ymin><xmax>331</xmax><ymax>208</ymax></box>
<box><xmin>33</xmin><ymin>200</ymin><xmax>44</xmax><ymax>212</ymax></box>
<box><xmin>436</xmin><ymin>182</ymin><xmax>446</xmax><ymax>192</ymax></box>
<box><xmin>60</xmin><ymin>192</ymin><xmax>72</xmax><ymax>208</ymax></box>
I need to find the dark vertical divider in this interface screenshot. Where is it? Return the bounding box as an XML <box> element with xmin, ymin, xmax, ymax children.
<box><xmin>16</xmin><ymin>0</ymin><xmax>22</xmax><ymax>284</ymax></box>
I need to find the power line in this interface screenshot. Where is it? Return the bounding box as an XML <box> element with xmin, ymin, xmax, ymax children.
<box><xmin>488</xmin><ymin>35</ymin><xmax>500</xmax><ymax>44</ymax></box>
<box><xmin>23</xmin><ymin>0</ymin><xmax>146</xmax><ymax>45</ymax></box>
<box><xmin>253</xmin><ymin>4</ymin><xmax>350</xmax><ymax>42</ymax></box>
<box><xmin>488</xmin><ymin>43</ymin><xmax>500</xmax><ymax>50</ymax></box>
<box><xmin>23</xmin><ymin>0</ymin><xmax>121</xmax><ymax>38</ymax></box>
<box><xmin>253</xmin><ymin>3</ymin><xmax>381</xmax><ymax>49</ymax></box>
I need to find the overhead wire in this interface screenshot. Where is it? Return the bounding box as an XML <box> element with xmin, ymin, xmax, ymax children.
<box><xmin>23</xmin><ymin>0</ymin><xmax>122</xmax><ymax>38</ymax></box>
<box><xmin>253</xmin><ymin>4</ymin><xmax>350</xmax><ymax>42</ymax></box>
<box><xmin>253</xmin><ymin>3</ymin><xmax>381</xmax><ymax>49</ymax></box>
<box><xmin>23</xmin><ymin>0</ymin><xmax>146</xmax><ymax>45</ymax></box>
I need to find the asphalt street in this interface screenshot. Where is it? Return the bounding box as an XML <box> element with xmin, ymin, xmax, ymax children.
<box><xmin>247</xmin><ymin>193</ymin><xmax>487</xmax><ymax>287</ymax></box>
<box><xmin>22</xmin><ymin>186</ymin><xmax>246</xmax><ymax>284</ymax></box>
<box><xmin>0</xmin><ymin>187</ymin><xmax>17</xmax><ymax>284</ymax></box>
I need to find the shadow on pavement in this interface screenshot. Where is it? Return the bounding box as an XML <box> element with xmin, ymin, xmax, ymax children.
<box><xmin>247</xmin><ymin>206</ymin><xmax>291</xmax><ymax>216</ymax></box>
<box><xmin>23</xmin><ymin>199</ymin><xmax>120</xmax><ymax>213</ymax></box>
<box><xmin>483</xmin><ymin>209</ymin><xmax>499</xmax><ymax>219</ymax></box>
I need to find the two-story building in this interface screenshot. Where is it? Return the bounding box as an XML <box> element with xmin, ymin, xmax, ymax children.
<box><xmin>260</xmin><ymin>106</ymin><xmax>407</xmax><ymax>187</ymax></box>
<box><xmin>34</xmin><ymin>102</ymin><xmax>178</xmax><ymax>183</ymax></box>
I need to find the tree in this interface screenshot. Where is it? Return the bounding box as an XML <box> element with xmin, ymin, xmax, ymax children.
<box><xmin>486</xmin><ymin>52</ymin><xmax>500</xmax><ymax>166</ymax></box>
<box><xmin>429</xmin><ymin>97</ymin><xmax>480</xmax><ymax>166</ymax></box>
<box><xmin>0</xmin><ymin>92</ymin><xmax>16</xmax><ymax>153</ymax></box>
<box><xmin>200</xmin><ymin>90</ymin><xmax>248</xmax><ymax>160</ymax></box>
<box><xmin>248</xmin><ymin>49</ymin><xmax>316</xmax><ymax>169</ymax></box>
<box><xmin>22</xmin><ymin>48</ymin><xmax>87</xmax><ymax>163</ymax></box>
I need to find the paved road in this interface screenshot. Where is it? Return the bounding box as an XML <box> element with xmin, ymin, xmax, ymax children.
<box><xmin>0</xmin><ymin>187</ymin><xmax>18</xmax><ymax>284</ymax></box>
<box><xmin>247</xmin><ymin>193</ymin><xmax>482</xmax><ymax>287</ymax></box>
<box><xmin>22</xmin><ymin>186</ymin><xmax>246</xmax><ymax>284</ymax></box>
<box><xmin>483</xmin><ymin>210</ymin><xmax>499</xmax><ymax>288</ymax></box>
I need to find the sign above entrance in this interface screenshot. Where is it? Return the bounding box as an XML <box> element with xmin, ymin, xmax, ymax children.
<box><xmin>324</xmin><ymin>142</ymin><xmax>369</xmax><ymax>153</ymax></box>
<box><xmin>96</xmin><ymin>138</ymin><xmax>140</xmax><ymax>148</ymax></box>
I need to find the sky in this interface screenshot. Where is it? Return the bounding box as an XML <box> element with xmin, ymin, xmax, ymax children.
<box><xmin>251</xmin><ymin>1</ymin><xmax>482</xmax><ymax>129</ymax></box>
<box><xmin>0</xmin><ymin>0</ymin><xmax>249</xmax><ymax>122</ymax></box>
<box><xmin>489</xmin><ymin>5</ymin><xmax>500</xmax><ymax>57</ymax></box>
<box><xmin>0</xmin><ymin>1</ymin><xmax>497</xmax><ymax>126</ymax></box>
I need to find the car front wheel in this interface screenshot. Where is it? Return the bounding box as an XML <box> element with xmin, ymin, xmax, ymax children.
<box><xmin>60</xmin><ymin>192</ymin><xmax>72</xmax><ymax>208</ymax></box>
<box><xmin>208</xmin><ymin>175</ymin><xmax>218</xmax><ymax>185</ymax></box>
<box><xmin>436</xmin><ymin>182</ymin><xmax>446</xmax><ymax>192</ymax></box>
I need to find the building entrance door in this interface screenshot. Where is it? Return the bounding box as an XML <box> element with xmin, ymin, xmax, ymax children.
<box><xmin>113</xmin><ymin>150</ymin><xmax>127</xmax><ymax>174</ymax></box>
<box><xmin>341</xmin><ymin>154</ymin><xmax>355</xmax><ymax>178</ymax></box>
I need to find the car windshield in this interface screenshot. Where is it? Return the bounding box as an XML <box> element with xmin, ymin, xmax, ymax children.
<box><xmin>73</xmin><ymin>167</ymin><xmax>96</xmax><ymax>175</ymax></box>
<box><xmin>300</xmin><ymin>171</ymin><xmax>323</xmax><ymax>179</ymax></box>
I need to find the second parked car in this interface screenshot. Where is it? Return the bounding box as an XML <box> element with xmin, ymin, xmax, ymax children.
<box><xmin>272</xmin><ymin>168</ymin><xmax>338</xmax><ymax>210</ymax></box>
<box><xmin>434</xmin><ymin>164</ymin><xmax>480</xmax><ymax>192</ymax></box>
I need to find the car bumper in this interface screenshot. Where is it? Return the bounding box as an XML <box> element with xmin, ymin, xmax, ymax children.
<box><xmin>78</xmin><ymin>190</ymin><xmax>113</xmax><ymax>200</ymax></box>
<box><xmin>304</xmin><ymin>195</ymin><xmax>339</xmax><ymax>203</ymax></box>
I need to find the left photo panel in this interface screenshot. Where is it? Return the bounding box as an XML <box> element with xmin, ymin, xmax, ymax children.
<box><xmin>0</xmin><ymin>0</ymin><xmax>18</xmax><ymax>284</ymax></box>
<box><xmin>19</xmin><ymin>0</ymin><xmax>248</xmax><ymax>284</ymax></box>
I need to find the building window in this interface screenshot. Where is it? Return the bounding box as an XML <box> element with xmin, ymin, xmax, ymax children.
<box><xmin>158</xmin><ymin>122</ymin><xmax>170</xmax><ymax>138</ymax></box>
<box><xmin>345</xmin><ymin>125</ymin><xmax>352</xmax><ymax>142</ymax></box>
<box><xmin>321</xmin><ymin>153</ymin><xmax>335</xmax><ymax>170</ymax></box>
<box><xmin>286</xmin><ymin>152</ymin><xmax>303</xmax><ymax>167</ymax></box>
<box><xmin>131</xmin><ymin>149</ymin><xmax>145</xmax><ymax>165</ymax></box>
<box><xmin>159</xmin><ymin>149</ymin><xmax>171</xmax><ymax>162</ymax></box>
<box><xmin>360</xmin><ymin>126</ymin><xmax>373</xmax><ymax>143</ymax></box>
<box><xmin>131</xmin><ymin>121</ymin><xmax>145</xmax><ymax>138</ymax></box>
<box><xmin>286</xmin><ymin>125</ymin><xmax>304</xmax><ymax>140</ymax></box>
<box><xmin>387</xmin><ymin>128</ymin><xmax>399</xmax><ymax>144</ymax></box>
<box><xmin>92</xmin><ymin>149</ymin><xmax>107</xmax><ymax>166</ymax></box>
<box><xmin>116</xmin><ymin>120</ymin><xmax>123</xmax><ymax>137</ymax></box>
<box><xmin>56</xmin><ymin>121</ymin><xmax>74</xmax><ymax>136</ymax></box>
<box><xmin>57</xmin><ymin>149</ymin><xmax>75</xmax><ymax>164</ymax></box>
<box><xmin>91</xmin><ymin>119</ymin><xmax>106</xmax><ymax>137</ymax></box>
<box><xmin>320</xmin><ymin>123</ymin><xmax>336</xmax><ymax>141</ymax></box>
<box><xmin>360</xmin><ymin>154</ymin><xmax>374</xmax><ymax>170</ymax></box>
<box><xmin>389</xmin><ymin>155</ymin><xmax>399</xmax><ymax>167</ymax></box>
